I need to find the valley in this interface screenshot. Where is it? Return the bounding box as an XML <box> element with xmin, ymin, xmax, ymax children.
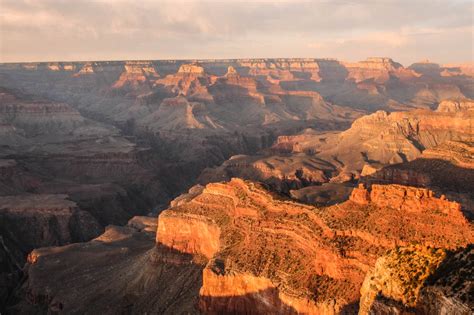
<box><xmin>0</xmin><ymin>57</ymin><xmax>473</xmax><ymax>314</ymax></box>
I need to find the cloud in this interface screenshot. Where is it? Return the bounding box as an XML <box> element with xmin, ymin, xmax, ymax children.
<box><xmin>0</xmin><ymin>0</ymin><xmax>472</xmax><ymax>63</ymax></box>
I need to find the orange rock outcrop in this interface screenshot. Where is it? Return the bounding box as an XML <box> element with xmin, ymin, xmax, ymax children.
<box><xmin>350</xmin><ymin>184</ymin><xmax>465</xmax><ymax>220</ymax></box>
<box><xmin>155</xmin><ymin>178</ymin><xmax>472</xmax><ymax>314</ymax></box>
<box><xmin>343</xmin><ymin>57</ymin><xmax>420</xmax><ymax>83</ymax></box>
<box><xmin>271</xmin><ymin>102</ymin><xmax>474</xmax><ymax>178</ymax></box>
<box><xmin>156</xmin><ymin>63</ymin><xmax>214</xmax><ymax>98</ymax></box>
<box><xmin>350</xmin><ymin>184</ymin><xmax>464</xmax><ymax>219</ymax></box>
<box><xmin>112</xmin><ymin>61</ymin><xmax>159</xmax><ymax>89</ymax></box>
<box><xmin>157</xmin><ymin>212</ymin><xmax>220</xmax><ymax>259</ymax></box>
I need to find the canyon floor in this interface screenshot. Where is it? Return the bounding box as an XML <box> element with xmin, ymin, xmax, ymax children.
<box><xmin>0</xmin><ymin>58</ymin><xmax>473</xmax><ymax>314</ymax></box>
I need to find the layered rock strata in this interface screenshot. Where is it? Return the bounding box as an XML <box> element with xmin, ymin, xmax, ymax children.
<box><xmin>156</xmin><ymin>179</ymin><xmax>471</xmax><ymax>314</ymax></box>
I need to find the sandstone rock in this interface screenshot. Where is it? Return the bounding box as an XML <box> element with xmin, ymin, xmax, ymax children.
<box><xmin>155</xmin><ymin>179</ymin><xmax>472</xmax><ymax>314</ymax></box>
<box><xmin>74</xmin><ymin>62</ymin><xmax>95</xmax><ymax>76</ymax></box>
<box><xmin>157</xmin><ymin>212</ymin><xmax>221</xmax><ymax>259</ymax></box>
<box><xmin>10</xmin><ymin>177</ymin><xmax>473</xmax><ymax>314</ymax></box>
<box><xmin>156</xmin><ymin>63</ymin><xmax>213</xmax><ymax>99</ymax></box>
<box><xmin>349</xmin><ymin>184</ymin><xmax>464</xmax><ymax>220</ymax></box>
<box><xmin>0</xmin><ymin>58</ymin><xmax>473</xmax><ymax>313</ymax></box>
<box><xmin>273</xmin><ymin>103</ymin><xmax>474</xmax><ymax>176</ymax></box>
<box><xmin>359</xmin><ymin>245</ymin><xmax>473</xmax><ymax>315</ymax></box>
<box><xmin>349</xmin><ymin>184</ymin><xmax>370</xmax><ymax>205</ymax></box>
<box><xmin>225</xmin><ymin>65</ymin><xmax>238</xmax><ymax>76</ymax></box>
<box><xmin>112</xmin><ymin>61</ymin><xmax>159</xmax><ymax>92</ymax></box>
<box><xmin>239</xmin><ymin>58</ymin><xmax>321</xmax><ymax>82</ymax></box>
<box><xmin>343</xmin><ymin>57</ymin><xmax>419</xmax><ymax>84</ymax></box>
<box><xmin>178</xmin><ymin>63</ymin><xmax>206</xmax><ymax>75</ymax></box>
<box><xmin>421</xmin><ymin>141</ymin><xmax>474</xmax><ymax>169</ymax></box>
<box><xmin>359</xmin><ymin>245</ymin><xmax>447</xmax><ymax>314</ymax></box>
<box><xmin>0</xmin><ymin>89</ymin><xmax>84</xmax><ymax>138</ymax></box>
<box><xmin>442</xmin><ymin>62</ymin><xmax>474</xmax><ymax>77</ymax></box>
<box><xmin>289</xmin><ymin>183</ymin><xmax>354</xmax><ymax>206</ymax></box>
<box><xmin>436</xmin><ymin>99</ymin><xmax>474</xmax><ymax>112</ymax></box>
<box><xmin>360</xmin><ymin>142</ymin><xmax>474</xmax><ymax>217</ymax></box>
<box><xmin>198</xmin><ymin>153</ymin><xmax>335</xmax><ymax>193</ymax></box>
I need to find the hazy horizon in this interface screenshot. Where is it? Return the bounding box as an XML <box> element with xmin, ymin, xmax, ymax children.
<box><xmin>1</xmin><ymin>0</ymin><xmax>473</xmax><ymax>64</ymax></box>
<box><xmin>1</xmin><ymin>56</ymin><xmax>473</xmax><ymax>67</ymax></box>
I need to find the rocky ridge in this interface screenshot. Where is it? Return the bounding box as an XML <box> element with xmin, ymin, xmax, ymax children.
<box><xmin>158</xmin><ymin>179</ymin><xmax>471</xmax><ymax>314</ymax></box>
<box><xmin>199</xmin><ymin>101</ymin><xmax>473</xmax><ymax>208</ymax></box>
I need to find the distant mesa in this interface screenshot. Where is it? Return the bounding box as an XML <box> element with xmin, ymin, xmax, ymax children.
<box><xmin>112</xmin><ymin>61</ymin><xmax>160</xmax><ymax>90</ymax></box>
<box><xmin>177</xmin><ymin>63</ymin><xmax>206</xmax><ymax>76</ymax></box>
<box><xmin>73</xmin><ymin>62</ymin><xmax>96</xmax><ymax>77</ymax></box>
<box><xmin>343</xmin><ymin>57</ymin><xmax>420</xmax><ymax>83</ymax></box>
<box><xmin>225</xmin><ymin>65</ymin><xmax>238</xmax><ymax>76</ymax></box>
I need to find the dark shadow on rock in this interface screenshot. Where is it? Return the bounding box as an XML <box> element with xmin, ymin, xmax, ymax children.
<box><xmin>317</xmin><ymin>60</ymin><xmax>349</xmax><ymax>83</ymax></box>
<box><xmin>418</xmin><ymin>244</ymin><xmax>473</xmax><ymax>313</ymax></box>
<box><xmin>338</xmin><ymin>301</ymin><xmax>359</xmax><ymax>314</ymax></box>
<box><xmin>199</xmin><ymin>287</ymin><xmax>300</xmax><ymax>315</ymax></box>
<box><xmin>8</xmin><ymin>237</ymin><xmax>205</xmax><ymax>314</ymax></box>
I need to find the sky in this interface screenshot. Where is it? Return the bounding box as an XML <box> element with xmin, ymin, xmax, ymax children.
<box><xmin>0</xmin><ymin>0</ymin><xmax>472</xmax><ymax>65</ymax></box>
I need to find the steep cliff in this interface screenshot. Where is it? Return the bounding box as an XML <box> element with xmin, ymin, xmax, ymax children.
<box><xmin>343</xmin><ymin>57</ymin><xmax>419</xmax><ymax>84</ymax></box>
<box><xmin>156</xmin><ymin>179</ymin><xmax>471</xmax><ymax>314</ymax></box>
<box><xmin>0</xmin><ymin>194</ymin><xmax>102</xmax><ymax>308</ymax></box>
<box><xmin>273</xmin><ymin>101</ymin><xmax>474</xmax><ymax>175</ymax></box>
<box><xmin>11</xmin><ymin>219</ymin><xmax>205</xmax><ymax>314</ymax></box>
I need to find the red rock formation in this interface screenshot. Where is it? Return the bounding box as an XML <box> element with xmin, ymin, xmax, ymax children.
<box><xmin>421</xmin><ymin>141</ymin><xmax>474</xmax><ymax>169</ymax></box>
<box><xmin>239</xmin><ymin>58</ymin><xmax>321</xmax><ymax>82</ymax></box>
<box><xmin>155</xmin><ymin>179</ymin><xmax>472</xmax><ymax>314</ymax></box>
<box><xmin>198</xmin><ymin>153</ymin><xmax>334</xmax><ymax>193</ymax></box>
<box><xmin>359</xmin><ymin>245</ymin><xmax>473</xmax><ymax>315</ymax></box>
<box><xmin>349</xmin><ymin>184</ymin><xmax>370</xmax><ymax>205</ymax></box>
<box><xmin>157</xmin><ymin>212</ymin><xmax>220</xmax><ymax>259</ymax></box>
<box><xmin>156</xmin><ymin>63</ymin><xmax>214</xmax><ymax>99</ymax></box>
<box><xmin>112</xmin><ymin>61</ymin><xmax>159</xmax><ymax>90</ymax></box>
<box><xmin>350</xmin><ymin>184</ymin><xmax>464</xmax><ymax>220</ymax></box>
<box><xmin>222</xmin><ymin>66</ymin><xmax>260</xmax><ymax>92</ymax></box>
<box><xmin>343</xmin><ymin>57</ymin><xmax>419</xmax><ymax>84</ymax></box>
<box><xmin>10</xmin><ymin>177</ymin><xmax>473</xmax><ymax>314</ymax></box>
<box><xmin>14</xmin><ymin>219</ymin><xmax>206</xmax><ymax>314</ymax></box>
<box><xmin>272</xmin><ymin>103</ymin><xmax>474</xmax><ymax>176</ymax></box>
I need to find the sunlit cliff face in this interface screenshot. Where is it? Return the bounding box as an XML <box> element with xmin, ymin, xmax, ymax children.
<box><xmin>155</xmin><ymin>178</ymin><xmax>472</xmax><ymax>314</ymax></box>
